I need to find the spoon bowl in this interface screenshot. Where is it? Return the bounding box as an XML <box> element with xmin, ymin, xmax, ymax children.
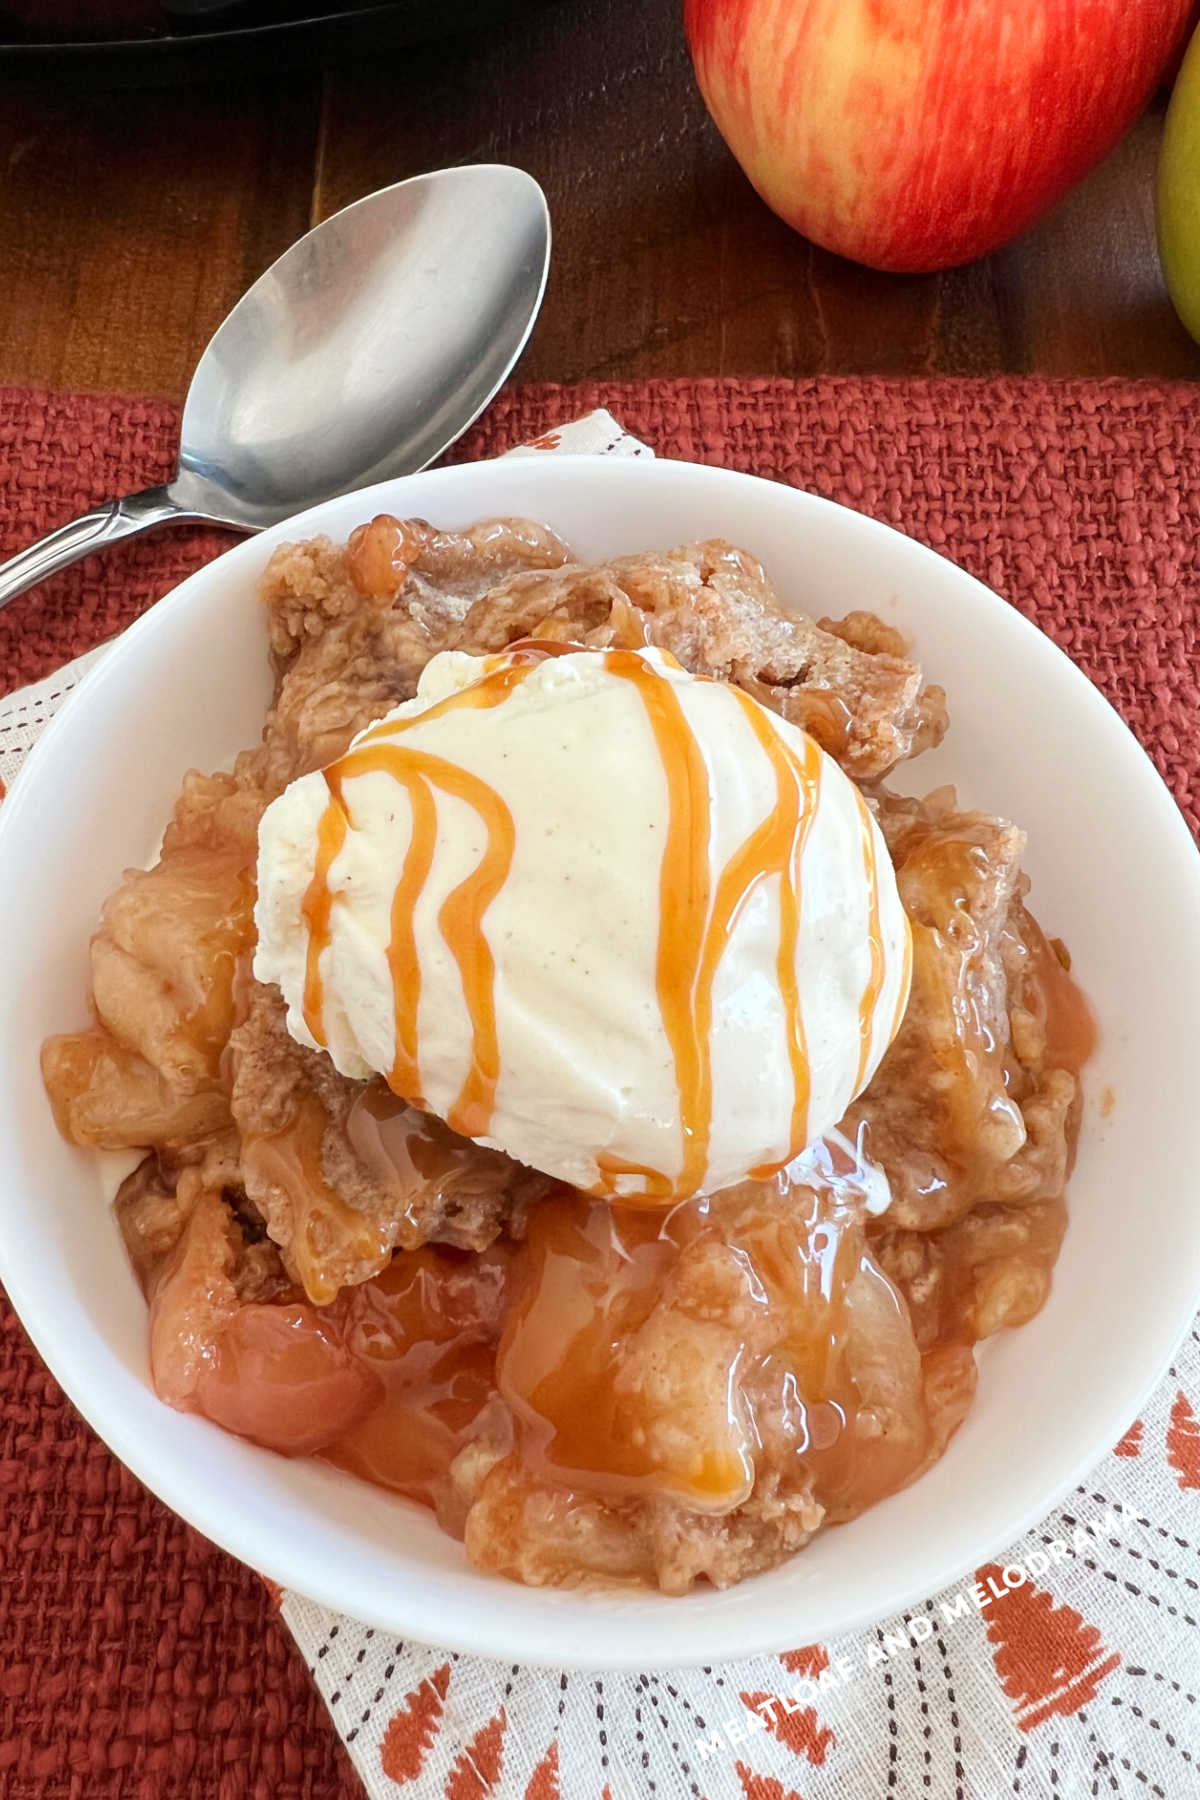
<box><xmin>176</xmin><ymin>164</ymin><xmax>551</xmax><ymax>527</ymax></box>
<box><xmin>0</xmin><ymin>164</ymin><xmax>550</xmax><ymax>603</ymax></box>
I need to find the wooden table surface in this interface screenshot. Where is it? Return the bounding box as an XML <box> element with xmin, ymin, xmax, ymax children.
<box><xmin>1</xmin><ymin>0</ymin><xmax>1198</xmax><ymax>402</ymax></box>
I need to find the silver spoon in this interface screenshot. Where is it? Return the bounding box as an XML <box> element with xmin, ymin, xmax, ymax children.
<box><xmin>0</xmin><ymin>164</ymin><xmax>550</xmax><ymax>611</ymax></box>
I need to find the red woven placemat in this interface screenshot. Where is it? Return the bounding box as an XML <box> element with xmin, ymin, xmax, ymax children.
<box><xmin>1</xmin><ymin>375</ymin><xmax>1198</xmax><ymax>1800</ymax></box>
<box><xmin>3</xmin><ymin>377</ymin><xmax>1199</xmax><ymax>832</ymax></box>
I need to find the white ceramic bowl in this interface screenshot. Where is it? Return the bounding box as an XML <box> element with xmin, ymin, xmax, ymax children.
<box><xmin>2</xmin><ymin>455</ymin><xmax>1199</xmax><ymax>1671</ymax></box>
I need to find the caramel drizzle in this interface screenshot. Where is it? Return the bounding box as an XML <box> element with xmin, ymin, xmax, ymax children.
<box><xmin>594</xmin><ymin>1151</ymin><xmax>676</xmax><ymax>1203</ymax></box>
<box><xmin>601</xmin><ymin>650</ymin><xmax>715</xmax><ymax>1196</ymax></box>
<box><xmin>890</xmin><ymin>908</ymin><xmax>915</xmax><ymax>1045</ymax></box>
<box><xmin>726</xmin><ymin>690</ymin><xmax>822</xmax><ymax>1177</ymax></box>
<box><xmin>852</xmin><ymin>788</ymin><xmax>886</xmax><ymax>1095</ymax></box>
<box><xmin>325</xmin><ymin>763</ymin><xmax>436</xmax><ymax>1108</ymax></box>
<box><xmin>333</xmin><ymin>746</ymin><xmax>515</xmax><ymax>1138</ymax></box>
<box><xmin>300</xmin><ymin>802</ymin><xmax>349</xmax><ymax>1048</ymax></box>
<box><xmin>598</xmin><ymin>657</ymin><xmax>822</xmax><ymax>1199</ymax></box>
<box><xmin>299</xmin><ymin>642</ymin><xmax>895</xmax><ymax>1197</ymax></box>
<box><xmin>301</xmin><ymin>656</ymin><xmax>542</xmax><ymax>1135</ymax></box>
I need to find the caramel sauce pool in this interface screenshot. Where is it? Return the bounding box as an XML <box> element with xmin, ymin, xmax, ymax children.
<box><xmin>200</xmin><ymin>888</ymin><xmax>1092</xmax><ymax>1540</ymax></box>
<box><xmin>201</xmin><ymin>1143</ymin><xmax>965</xmax><ymax>1528</ymax></box>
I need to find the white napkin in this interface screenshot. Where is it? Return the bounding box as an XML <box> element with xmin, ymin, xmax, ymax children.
<box><xmin>3</xmin><ymin>410</ymin><xmax>1197</xmax><ymax>1800</ymax></box>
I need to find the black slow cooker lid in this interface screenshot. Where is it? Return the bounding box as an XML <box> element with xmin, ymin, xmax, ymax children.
<box><xmin>0</xmin><ymin>0</ymin><xmax>505</xmax><ymax>56</ymax></box>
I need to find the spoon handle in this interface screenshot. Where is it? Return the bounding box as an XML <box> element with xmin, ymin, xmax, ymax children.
<box><xmin>0</xmin><ymin>485</ymin><xmax>193</xmax><ymax>612</ymax></box>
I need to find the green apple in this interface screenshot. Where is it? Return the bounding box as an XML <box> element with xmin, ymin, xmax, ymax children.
<box><xmin>1159</xmin><ymin>25</ymin><xmax>1200</xmax><ymax>343</ymax></box>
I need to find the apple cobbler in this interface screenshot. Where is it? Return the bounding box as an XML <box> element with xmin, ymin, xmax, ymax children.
<box><xmin>41</xmin><ymin>515</ymin><xmax>1093</xmax><ymax>1594</ymax></box>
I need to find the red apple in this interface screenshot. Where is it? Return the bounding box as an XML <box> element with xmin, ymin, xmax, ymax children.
<box><xmin>684</xmin><ymin>0</ymin><xmax>1193</xmax><ymax>272</ymax></box>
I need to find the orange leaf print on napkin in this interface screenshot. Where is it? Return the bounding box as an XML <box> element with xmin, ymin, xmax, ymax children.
<box><xmin>524</xmin><ymin>1740</ymin><xmax>559</xmax><ymax>1800</ymax></box>
<box><xmin>980</xmin><ymin>1562</ymin><xmax>1120</xmax><ymax>1731</ymax></box>
<box><xmin>735</xmin><ymin>1762</ymin><xmax>805</xmax><ymax>1800</ymax></box>
<box><xmin>777</xmin><ymin>1645</ymin><xmax>828</xmax><ymax>1678</ymax></box>
<box><xmin>739</xmin><ymin>1692</ymin><xmax>834</xmax><ymax>1765</ymax></box>
<box><xmin>1167</xmin><ymin>1389</ymin><xmax>1200</xmax><ymax>1489</ymax></box>
<box><xmin>380</xmin><ymin>1663</ymin><xmax>451</xmax><ymax>1784</ymax></box>
<box><xmin>1113</xmin><ymin>1418</ymin><xmax>1144</xmax><ymax>1458</ymax></box>
<box><xmin>445</xmin><ymin>1708</ymin><xmax>507</xmax><ymax>1800</ymax></box>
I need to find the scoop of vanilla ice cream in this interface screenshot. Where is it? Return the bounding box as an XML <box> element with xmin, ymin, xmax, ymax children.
<box><xmin>254</xmin><ymin>646</ymin><xmax>911</xmax><ymax>1199</ymax></box>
